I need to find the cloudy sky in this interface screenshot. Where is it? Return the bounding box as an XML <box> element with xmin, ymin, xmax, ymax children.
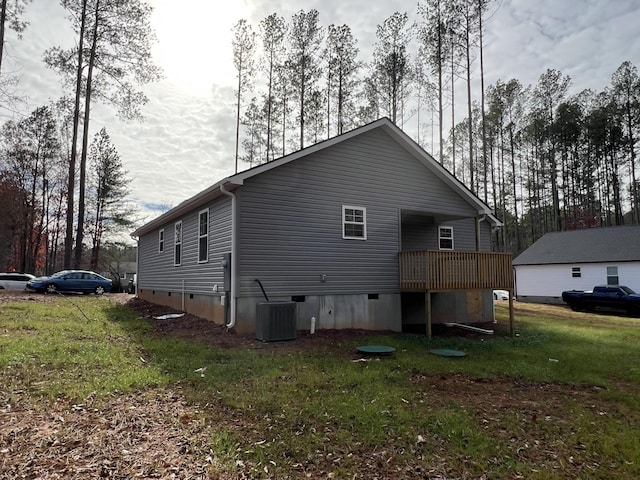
<box><xmin>2</xmin><ymin>0</ymin><xmax>639</xmax><ymax>231</ymax></box>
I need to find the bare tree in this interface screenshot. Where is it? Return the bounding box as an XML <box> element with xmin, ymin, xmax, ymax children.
<box><xmin>325</xmin><ymin>24</ymin><xmax>359</xmax><ymax>135</ymax></box>
<box><xmin>45</xmin><ymin>0</ymin><xmax>162</xmax><ymax>268</ymax></box>
<box><xmin>417</xmin><ymin>0</ymin><xmax>450</xmax><ymax>164</ymax></box>
<box><xmin>232</xmin><ymin>19</ymin><xmax>256</xmax><ymax>173</ymax></box>
<box><xmin>259</xmin><ymin>13</ymin><xmax>286</xmax><ymax>162</ymax></box>
<box><xmin>611</xmin><ymin>61</ymin><xmax>640</xmax><ymax>223</ymax></box>
<box><xmin>372</xmin><ymin>12</ymin><xmax>411</xmax><ymax>125</ymax></box>
<box><xmin>0</xmin><ymin>0</ymin><xmax>31</xmax><ymax>113</ymax></box>
<box><xmin>288</xmin><ymin>9</ymin><xmax>323</xmax><ymax>149</ymax></box>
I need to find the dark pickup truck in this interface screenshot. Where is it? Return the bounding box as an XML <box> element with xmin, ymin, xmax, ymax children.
<box><xmin>562</xmin><ymin>285</ymin><xmax>640</xmax><ymax>315</ymax></box>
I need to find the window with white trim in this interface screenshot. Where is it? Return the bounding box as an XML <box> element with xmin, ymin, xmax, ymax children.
<box><xmin>158</xmin><ymin>229</ymin><xmax>164</xmax><ymax>253</ymax></box>
<box><xmin>572</xmin><ymin>267</ymin><xmax>581</xmax><ymax>278</ymax></box>
<box><xmin>198</xmin><ymin>209</ymin><xmax>209</xmax><ymax>263</ymax></box>
<box><xmin>342</xmin><ymin>206</ymin><xmax>366</xmax><ymax>240</ymax></box>
<box><xmin>174</xmin><ymin>221</ymin><xmax>182</xmax><ymax>266</ymax></box>
<box><xmin>438</xmin><ymin>226</ymin><xmax>454</xmax><ymax>250</ymax></box>
<box><xmin>606</xmin><ymin>266</ymin><xmax>618</xmax><ymax>285</ymax></box>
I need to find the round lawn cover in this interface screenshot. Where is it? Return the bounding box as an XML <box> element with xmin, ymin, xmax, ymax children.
<box><xmin>356</xmin><ymin>345</ymin><xmax>396</xmax><ymax>355</ymax></box>
<box><xmin>429</xmin><ymin>348</ymin><xmax>466</xmax><ymax>357</ymax></box>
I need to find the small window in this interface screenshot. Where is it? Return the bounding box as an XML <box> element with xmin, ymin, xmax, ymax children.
<box><xmin>343</xmin><ymin>205</ymin><xmax>366</xmax><ymax>240</ymax></box>
<box><xmin>606</xmin><ymin>266</ymin><xmax>618</xmax><ymax>285</ymax></box>
<box><xmin>159</xmin><ymin>229</ymin><xmax>164</xmax><ymax>253</ymax></box>
<box><xmin>198</xmin><ymin>209</ymin><xmax>209</xmax><ymax>263</ymax></box>
<box><xmin>438</xmin><ymin>226</ymin><xmax>454</xmax><ymax>250</ymax></box>
<box><xmin>174</xmin><ymin>221</ymin><xmax>182</xmax><ymax>266</ymax></box>
<box><xmin>572</xmin><ymin>267</ymin><xmax>581</xmax><ymax>278</ymax></box>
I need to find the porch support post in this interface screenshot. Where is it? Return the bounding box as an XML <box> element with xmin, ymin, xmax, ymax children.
<box><xmin>425</xmin><ymin>290</ymin><xmax>432</xmax><ymax>340</ymax></box>
<box><xmin>508</xmin><ymin>291</ymin><xmax>515</xmax><ymax>337</ymax></box>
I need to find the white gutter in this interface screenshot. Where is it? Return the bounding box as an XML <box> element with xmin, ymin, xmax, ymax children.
<box><xmin>219</xmin><ymin>182</ymin><xmax>237</xmax><ymax>329</ymax></box>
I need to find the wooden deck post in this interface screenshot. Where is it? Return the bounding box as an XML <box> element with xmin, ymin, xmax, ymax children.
<box><xmin>426</xmin><ymin>290</ymin><xmax>432</xmax><ymax>340</ymax></box>
<box><xmin>508</xmin><ymin>291</ymin><xmax>515</xmax><ymax>338</ymax></box>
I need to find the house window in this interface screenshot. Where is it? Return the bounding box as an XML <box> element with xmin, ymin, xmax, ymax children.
<box><xmin>198</xmin><ymin>209</ymin><xmax>209</xmax><ymax>263</ymax></box>
<box><xmin>438</xmin><ymin>226</ymin><xmax>454</xmax><ymax>250</ymax></box>
<box><xmin>572</xmin><ymin>267</ymin><xmax>581</xmax><ymax>278</ymax></box>
<box><xmin>343</xmin><ymin>206</ymin><xmax>366</xmax><ymax>240</ymax></box>
<box><xmin>159</xmin><ymin>229</ymin><xmax>164</xmax><ymax>253</ymax></box>
<box><xmin>606</xmin><ymin>266</ymin><xmax>619</xmax><ymax>285</ymax></box>
<box><xmin>174</xmin><ymin>221</ymin><xmax>182</xmax><ymax>266</ymax></box>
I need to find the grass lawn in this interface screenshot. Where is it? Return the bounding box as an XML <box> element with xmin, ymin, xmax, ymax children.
<box><xmin>1</xmin><ymin>294</ymin><xmax>639</xmax><ymax>479</ymax></box>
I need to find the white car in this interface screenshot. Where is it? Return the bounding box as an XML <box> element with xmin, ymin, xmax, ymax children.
<box><xmin>493</xmin><ymin>289</ymin><xmax>510</xmax><ymax>301</ymax></box>
<box><xmin>0</xmin><ymin>273</ymin><xmax>36</xmax><ymax>291</ymax></box>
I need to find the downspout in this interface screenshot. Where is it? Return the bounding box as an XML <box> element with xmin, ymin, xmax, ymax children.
<box><xmin>219</xmin><ymin>182</ymin><xmax>237</xmax><ymax>328</ymax></box>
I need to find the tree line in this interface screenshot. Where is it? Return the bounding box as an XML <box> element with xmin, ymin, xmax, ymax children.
<box><xmin>232</xmin><ymin>2</ymin><xmax>640</xmax><ymax>255</ymax></box>
<box><xmin>0</xmin><ymin>0</ymin><xmax>159</xmax><ymax>274</ymax></box>
<box><xmin>1</xmin><ymin>0</ymin><xmax>638</xmax><ymax>276</ymax></box>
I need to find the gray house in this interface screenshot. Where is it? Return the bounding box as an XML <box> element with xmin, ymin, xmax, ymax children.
<box><xmin>131</xmin><ymin>118</ymin><xmax>512</xmax><ymax>336</ymax></box>
<box><xmin>513</xmin><ymin>225</ymin><xmax>640</xmax><ymax>304</ymax></box>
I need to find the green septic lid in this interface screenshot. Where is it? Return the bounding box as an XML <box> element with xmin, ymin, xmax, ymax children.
<box><xmin>429</xmin><ymin>348</ymin><xmax>466</xmax><ymax>357</ymax></box>
<box><xmin>356</xmin><ymin>345</ymin><xmax>396</xmax><ymax>355</ymax></box>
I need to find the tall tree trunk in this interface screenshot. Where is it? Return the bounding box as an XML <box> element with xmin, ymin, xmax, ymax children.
<box><xmin>437</xmin><ymin>5</ymin><xmax>444</xmax><ymax>164</ymax></box>
<box><xmin>450</xmin><ymin>43</ymin><xmax>455</xmax><ymax>175</ymax></box>
<box><xmin>235</xmin><ymin>67</ymin><xmax>241</xmax><ymax>172</ymax></box>
<box><xmin>465</xmin><ymin>16</ymin><xmax>474</xmax><ymax>194</ymax></box>
<box><xmin>0</xmin><ymin>0</ymin><xmax>7</xmax><ymax>75</ymax></box>
<box><xmin>266</xmin><ymin>53</ymin><xmax>273</xmax><ymax>162</ymax></box>
<box><xmin>64</xmin><ymin>0</ymin><xmax>88</xmax><ymax>269</ymax></box>
<box><xmin>509</xmin><ymin>126</ymin><xmax>520</xmax><ymax>252</ymax></box>
<box><xmin>74</xmin><ymin>0</ymin><xmax>100</xmax><ymax>268</ymax></box>
<box><xmin>624</xmin><ymin>96</ymin><xmax>639</xmax><ymax>222</ymax></box>
<box><xmin>479</xmin><ymin>0</ymin><xmax>488</xmax><ymax>204</ymax></box>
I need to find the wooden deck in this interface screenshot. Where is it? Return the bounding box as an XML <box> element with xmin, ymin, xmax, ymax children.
<box><xmin>399</xmin><ymin>250</ymin><xmax>514</xmax><ymax>338</ymax></box>
<box><xmin>399</xmin><ymin>250</ymin><xmax>513</xmax><ymax>291</ymax></box>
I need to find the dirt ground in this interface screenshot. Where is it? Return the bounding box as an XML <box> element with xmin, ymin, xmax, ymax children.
<box><xmin>0</xmin><ymin>292</ymin><xmax>608</xmax><ymax>479</ymax></box>
<box><xmin>0</xmin><ymin>291</ymin><xmax>506</xmax><ymax>346</ymax></box>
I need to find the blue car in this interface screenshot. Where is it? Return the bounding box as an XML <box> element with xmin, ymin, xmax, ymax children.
<box><xmin>27</xmin><ymin>270</ymin><xmax>112</xmax><ymax>295</ymax></box>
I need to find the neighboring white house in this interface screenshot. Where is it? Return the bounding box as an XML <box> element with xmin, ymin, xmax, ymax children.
<box><xmin>513</xmin><ymin>225</ymin><xmax>640</xmax><ymax>304</ymax></box>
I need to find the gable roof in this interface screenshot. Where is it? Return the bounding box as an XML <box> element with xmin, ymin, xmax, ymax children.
<box><xmin>132</xmin><ymin>117</ymin><xmax>499</xmax><ymax>238</ymax></box>
<box><xmin>512</xmin><ymin>225</ymin><xmax>640</xmax><ymax>265</ymax></box>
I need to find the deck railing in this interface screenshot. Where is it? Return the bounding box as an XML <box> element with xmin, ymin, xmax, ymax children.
<box><xmin>399</xmin><ymin>250</ymin><xmax>513</xmax><ymax>291</ymax></box>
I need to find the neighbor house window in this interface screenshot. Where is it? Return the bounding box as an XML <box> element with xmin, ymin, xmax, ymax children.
<box><xmin>438</xmin><ymin>226</ymin><xmax>454</xmax><ymax>250</ymax></box>
<box><xmin>158</xmin><ymin>229</ymin><xmax>164</xmax><ymax>253</ymax></box>
<box><xmin>572</xmin><ymin>267</ymin><xmax>581</xmax><ymax>278</ymax></box>
<box><xmin>606</xmin><ymin>266</ymin><xmax>618</xmax><ymax>285</ymax></box>
<box><xmin>174</xmin><ymin>221</ymin><xmax>182</xmax><ymax>266</ymax></box>
<box><xmin>342</xmin><ymin>206</ymin><xmax>366</xmax><ymax>240</ymax></box>
<box><xmin>198</xmin><ymin>209</ymin><xmax>209</xmax><ymax>263</ymax></box>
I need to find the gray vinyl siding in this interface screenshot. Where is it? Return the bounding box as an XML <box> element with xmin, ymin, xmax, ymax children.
<box><xmin>137</xmin><ymin>196</ymin><xmax>232</xmax><ymax>292</ymax></box>
<box><xmin>236</xmin><ymin>129</ymin><xmax>481</xmax><ymax>298</ymax></box>
<box><xmin>401</xmin><ymin>218</ymin><xmax>483</xmax><ymax>252</ymax></box>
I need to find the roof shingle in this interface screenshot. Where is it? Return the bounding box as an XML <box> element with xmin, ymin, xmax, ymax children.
<box><xmin>512</xmin><ymin>225</ymin><xmax>640</xmax><ymax>265</ymax></box>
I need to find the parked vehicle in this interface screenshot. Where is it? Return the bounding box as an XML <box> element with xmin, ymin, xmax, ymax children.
<box><xmin>561</xmin><ymin>285</ymin><xmax>640</xmax><ymax>315</ymax></box>
<box><xmin>493</xmin><ymin>289</ymin><xmax>510</xmax><ymax>301</ymax></box>
<box><xmin>0</xmin><ymin>273</ymin><xmax>36</xmax><ymax>291</ymax></box>
<box><xmin>26</xmin><ymin>270</ymin><xmax>112</xmax><ymax>295</ymax></box>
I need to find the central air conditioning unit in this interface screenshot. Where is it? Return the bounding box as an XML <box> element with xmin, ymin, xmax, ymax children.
<box><xmin>255</xmin><ymin>301</ymin><xmax>297</xmax><ymax>342</ymax></box>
